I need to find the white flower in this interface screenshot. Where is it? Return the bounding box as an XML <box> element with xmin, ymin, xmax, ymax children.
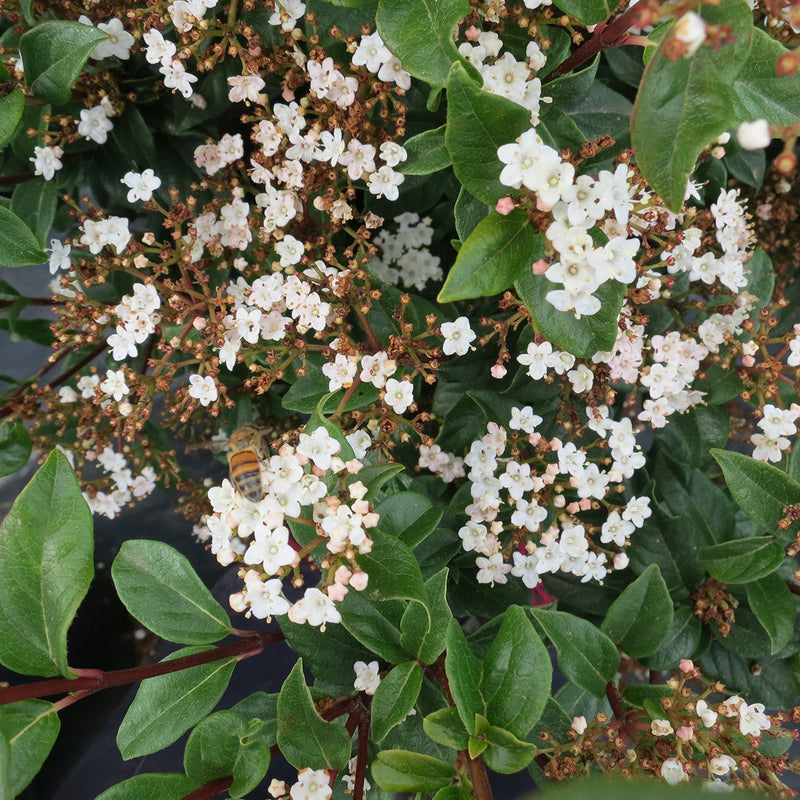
<box><xmin>244</xmin><ymin>571</ymin><xmax>290</xmax><ymax>619</ymax></box>
<box><xmin>673</xmin><ymin>11</ymin><xmax>706</xmax><ymax>57</ymax></box>
<box><xmin>47</xmin><ymin>239</ymin><xmax>71</xmax><ymax>274</ymax></box>
<box><xmin>661</xmin><ymin>758</ymin><xmax>687</xmax><ymax>786</ymax></box>
<box><xmin>290</xmin><ymin>767</ymin><xmax>332</xmax><ymax>800</ymax></box>
<box><xmin>93</xmin><ymin>18</ymin><xmax>135</xmax><ymax>60</ymax></box>
<box><xmin>353</xmin><ymin>660</ymin><xmax>380</xmax><ymax>695</ymax></box>
<box><xmin>737</xmin><ymin>119</ymin><xmax>771</xmax><ymax>150</ymax></box>
<box><xmin>100</xmin><ymin>369</ymin><xmax>129</xmax><ymax>402</ymax></box>
<box><xmin>696</xmin><ymin>699</ymin><xmax>718</xmax><ymax>728</ymax></box>
<box><xmin>77</xmin><ymin>105</ymin><xmax>113</xmax><ymax>144</ymax></box>
<box><xmin>187</xmin><ymin>373</ymin><xmax>218</xmax><ymax>406</ymax></box>
<box><xmin>738</xmin><ymin>702</ymin><xmax>771</xmax><ymax>737</ymax></box>
<box><xmin>160</xmin><ymin>59</ymin><xmax>198</xmax><ymax>98</ymax></box>
<box><xmin>367</xmin><ymin>165</ymin><xmax>404</xmax><ymax>201</ymax></box>
<box><xmin>651</xmin><ymin>718</ymin><xmax>674</xmax><ymax>736</ymax></box>
<box><xmin>143</xmin><ymin>27</ymin><xmax>177</xmax><ymax>65</ymax></box>
<box><xmin>383</xmin><ymin>377</ymin><xmax>414</xmax><ymax>414</ymax></box>
<box><xmin>476</xmin><ymin>553</ymin><xmax>512</xmax><ymax>585</ymax></box>
<box><xmin>122</xmin><ymin>169</ymin><xmax>161</xmax><ymax>203</ymax></box>
<box><xmin>441</xmin><ymin>316</ymin><xmax>476</xmax><ymax>356</ymax></box>
<box><xmin>296</xmin><ymin>427</ymin><xmax>341</xmax><ymax>471</ymax></box>
<box><xmin>31</xmin><ymin>145</ymin><xmax>63</xmax><ymax>181</ymax></box>
<box><xmin>227</xmin><ymin>73</ymin><xmax>265</xmax><ymax>104</ymax></box>
<box><xmin>709</xmin><ymin>754</ymin><xmax>737</xmax><ymax>777</ymax></box>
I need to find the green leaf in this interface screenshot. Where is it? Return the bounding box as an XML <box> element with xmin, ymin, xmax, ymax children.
<box><xmin>339</xmin><ymin>591</ymin><xmax>408</xmax><ymax>663</ymax></box>
<box><xmin>0</xmin><ymin>205</ymin><xmax>48</xmax><ymax>267</ymax></box>
<box><xmin>631</xmin><ymin>0</ymin><xmax>754</xmax><ymax>210</ymax></box>
<box><xmin>445</xmin><ymin>619</ymin><xmax>484</xmax><ymax>732</ymax></box>
<box><xmin>693</xmin><ymin>363</ymin><xmax>745</xmax><ymax>405</ymax></box>
<box><xmin>445</xmin><ymin>61</ymin><xmax>531</xmax><ymax>204</ymax></box>
<box><xmin>0</xmin><ymin>90</ymin><xmax>25</xmax><ymax>149</ymax></box>
<box><xmin>434</xmin><ymin>786</ymin><xmax>474</xmax><ymax>800</ymax></box>
<box><xmin>552</xmin><ymin>0</ymin><xmax>613</xmax><ymax>25</ymax></box>
<box><xmin>376</xmin><ymin>0</ymin><xmax>469</xmax><ymax>89</ymax></box>
<box><xmin>0</xmin><ymin>699</ymin><xmax>60</xmax><ymax>797</ymax></box>
<box><xmin>480</xmin><ymin>606</ymin><xmax>551</xmax><ymax>738</ymax></box>
<box><xmin>111</xmin><ymin>540</ymin><xmax>234</xmax><ymax>645</ymax></box>
<box><xmin>529</xmin><ymin>609</ymin><xmax>619</xmax><ymax>697</ymax></box>
<box><xmin>746</xmin><ymin>574</ymin><xmax>796</xmax><ymax>655</ymax></box>
<box><xmin>400</xmin><ymin>125</ymin><xmax>452</xmax><ymax>175</ymax></box>
<box><xmin>276</xmin><ymin>660</ymin><xmax>351</xmax><ymax>770</ymax></box>
<box><xmin>711</xmin><ymin>448</ymin><xmax>800</xmax><ymax>546</ymax></box>
<box><xmin>422</xmin><ymin>707</ymin><xmax>469</xmax><ymax>751</ymax></box>
<box><xmin>11</xmin><ymin>178</ymin><xmax>58</xmax><ymax>249</ymax></box>
<box><xmin>514</xmin><ymin>266</ymin><xmax>626</xmax><ymax>358</ymax></box>
<box><xmin>371</xmin><ymin>661</ymin><xmax>423</xmax><ymax>740</ymax></box>
<box><xmin>600</xmin><ymin>565</ymin><xmax>674</xmax><ymax>658</ymax></box>
<box><xmin>472</xmin><ymin>715</ymin><xmax>537</xmax><ymax>774</ymax></box>
<box><xmin>454</xmin><ymin>187</ymin><xmax>490</xmax><ymax>242</ymax></box>
<box><xmin>356</xmin><ymin>529</ymin><xmax>426</xmax><ymax>603</ymax></box>
<box><xmin>438</xmin><ymin>209</ymin><xmax>539</xmax><ymax>302</ymax></box>
<box><xmin>742</xmin><ymin>247</ymin><xmax>774</xmax><ymax>310</ymax></box>
<box><xmin>0</xmin><ymin>421</ymin><xmax>31</xmax><ymax>477</ymax></box>
<box><xmin>116</xmin><ymin>646</ymin><xmax>236</xmax><ymax>759</ymax></box>
<box><xmin>700</xmin><ymin>537</ymin><xmax>786</xmax><ymax>584</ymax></box>
<box><xmin>371</xmin><ymin>749</ymin><xmax>456</xmax><ymax>793</ymax></box>
<box><xmin>655</xmin><ymin>404</ymin><xmax>729</xmax><ymax>469</ymax></box>
<box><xmin>111</xmin><ymin>104</ymin><xmax>157</xmax><ymax>169</ymax></box>
<box><xmin>0</xmin><ymin>733</ymin><xmax>9</xmax><ymax>800</ymax></box>
<box><xmin>732</xmin><ymin>28</ymin><xmax>800</xmax><ymax>126</ymax></box>
<box><xmin>0</xmin><ymin>449</ymin><xmax>93</xmax><ymax>677</ymax></box>
<box><xmin>183</xmin><ymin>710</ymin><xmax>270</xmax><ymax>798</ymax></box>
<box><xmin>19</xmin><ymin>21</ymin><xmax>108</xmax><ymax>105</ymax></box>
<box><xmin>400</xmin><ymin>568</ymin><xmax>451</xmax><ymax>664</ymax></box>
<box><xmin>375</xmin><ymin>492</ymin><xmax>442</xmax><ymax>548</ymax></box>
<box><xmin>95</xmin><ymin>774</ymin><xmax>200</xmax><ymax>800</ymax></box>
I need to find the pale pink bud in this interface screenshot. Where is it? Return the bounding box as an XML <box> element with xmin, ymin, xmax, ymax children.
<box><xmin>281</xmin><ymin>88</ymin><xmax>295</xmax><ymax>101</ymax></box>
<box><xmin>268</xmin><ymin>779</ymin><xmax>287</xmax><ymax>798</ymax></box>
<box><xmin>737</xmin><ymin>119</ymin><xmax>771</xmax><ymax>151</ymax></box>
<box><xmin>229</xmin><ymin>591</ymin><xmax>247</xmax><ymax>612</ymax></box>
<box><xmin>142</xmin><ymin>232</ymin><xmax>156</xmax><ymax>245</ymax></box>
<box><xmin>613</xmin><ymin>552</ymin><xmax>629</xmax><ymax>570</ymax></box>
<box><xmin>334</xmin><ymin>565</ymin><xmax>352</xmax><ymax>584</ymax></box>
<box><xmin>312</xmin><ymin>465</ymin><xmax>325</xmax><ymax>477</ymax></box>
<box><xmin>193</xmin><ymin>317</ymin><xmax>206</xmax><ymax>331</ymax></box>
<box><xmin>133</xmin><ymin>254</ymin><xmax>150</xmax><ymax>269</ymax></box>
<box><xmin>566</xmin><ymin>502</ymin><xmax>580</xmax><ymax>514</ymax></box>
<box><xmin>278</xmin><ymin>442</ymin><xmax>296</xmax><ymax>457</ymax></box>
<box><xmin>363</xmin><ymin>512</ymin><xmax>380</xmax><ymax>528</ymax></box>
<box><xmin>571</xmin><ymin>716</ymin><xmax>587</xmax><ymax>734</ymax></box>
<box><xmin>553</xmin><ymin>494</ymin><xmax>566</xmax><ymax>508</ymax></box>
<box><xmin>532</xmin><ymin>259</ymin><xmax>549</xmax><ymax>275</ymax></box>
<box><xmin>549</xmin><ymin>437</ymin><xmax>562</xmax><ymax>451</ymax></box>
<box><xmin>528</xmin><ymin>432</ymin><xmax>542</xmax><ymax>446</ymax></box>
<box><xmin>352</xmin><ymin>499</ymin><xmax>369</xmax><ymax>514</ymax></box>
<box><xmin>676</xmin><ymin>726</ymin><xmax>694</xmax><ymax>741</ymax></box>
<box><xmin>345</xmin><ymin>459</ymin><xmax>363</xmax><ymax>474</ymax></box>
<box><xmin>465</xmin><ymin>25</ymin><xmax>482</xmax><ymax>40</ymax></box>
<box><xmin>495</xmin><ymin>196</ymin><xmax>514</xmax><ymax>215</ymax></box>
<box><xmin>350</xmin><ymin>570</ymin><xmax>369</xmax><ymax>591</ymax></box>
<box><xmin>742</xmin><ymin>355</ymin><xmax>755</xmax><ymax>367</ymax></box>
<box><xmin>578</xmin><ymin>498</ymin><xmax>591</xmax><ymax>510</ymax></box>
<box><xmin>217</xmin><ymin>548</ymin><xmax>237</xmax><ymax>566</ymax></box>
<box><xmin>491</xmin><ymin>363</ymin><xmax>507</xmax><ymax>379</ymax></box>
<box><xmin>327</xmin><ymin>582</ymin><xmax>348</xmax><ymax>602</ymax></box>
<box><xmin>540</xmin><ymin>527</ymin><xmax>558</xmax><ymax>545</ymax></box>
<box><xmin>349</xmin><ymin>481</ymin><xmax>368</xmax><ymax>500</ymax></box>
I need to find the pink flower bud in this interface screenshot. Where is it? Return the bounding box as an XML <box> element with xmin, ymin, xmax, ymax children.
<box><xmin>741</xmin><ymin>355</ymin><xmax>755</xmax><ymax>367</ymax></box>
<box><xmin>345</xmin><ymin>459</ymin><xmax>363</xmax><ymax>474</ymax></box>
<box><xmin>491</xmin><ymin>364</ymin><xmax>507</xmax><ymax>379</ymax></box>
<box><xmin>495</xmin><ymin>196</ymin><xmax>515</xmax><ymax>216</ymax></box>
<box><xmin>465</xmin><ymin>25</ymin><xmax>482</xmax><ymax>41</ymax></box>
<box><xmin>193</xmin><ymin>317</ymin><xmax>206</xmax><ymax>331</ymax></box>
<box><xmin>566</xmin><ymin>502</ymin><xmax>580</xmax><ymax>514</ymax></box>
<box><xmin>549</xmin><ymin>437</ymin><xmax>562</xmax><ymax>451</ymax></box>
<box><xmin>349</xmin><ymin>481</ymin><xmax>368</xmax><ymax>500</ymax></box>
<box><xmin>335</xmin><ymin>565</ymin><xmax>352</xmax><ymax>585</ymax></box>
<box><xmin>281</xmin><ymin>88</ymin><xmax>295</xmax><ymax>102</ymax></box>
<box><xmin>229</xmin><ymin>592</ymin><xmax>247</xmax><ymax>612</ymax></box>
<box><xmin>679</xmin><ymin>658</ymin><xmax>694</xmax><ymax>673</ymax></box>
<box><xmin>532</xmin><ymin>259</ymin><xmax>549</xmax><ymax>275</ymax></box>
<box><xmin>676</xmin><ymin>726</ymin><xmax>694</xmax><ymax>741</ymax></box>
<box><xmin>350</xmin><ymin>570</ymin><xmax>369</xmax><ymax>591</ymax></box>
<box><xmin>327</xmin><ymin>582</ymin><xmax>348</xmax><ymax>602</ymax></box>
<box><xmin>613</xmin><ymin>552</ymin><xmax>629</xmax><ymax>570</ymax></box>
<box><xmin>571</xmin><ymin>716</ymin><xmax>588</xmax><ymax>734</ymax></box>
<box><xmin>578</xmin><ymin>498</ymin><xmax>591</xmax><ymax>510</ymax></box>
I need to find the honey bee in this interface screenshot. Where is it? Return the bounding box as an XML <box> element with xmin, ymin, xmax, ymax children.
<box><xmin>227</xmin><ymin>425</ymin><xmax>269</xmax><ymax>503</ymax></box>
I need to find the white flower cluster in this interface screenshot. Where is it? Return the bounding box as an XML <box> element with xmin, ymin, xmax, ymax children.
<box><xmin>31</xmin><ymin>145</ymin><xmax>63</xmax><ymax>181</ymax></box>
<box><xmin>77</xmin><ymin>445</ymin><xmax>157</xmax><ymax>518</ymax></box>
<box><xmin>80</xmin><ymin>215</ymin><xmax>131</xmax><ymax>255</ymax></box>
<box><xmin>751</xmin><ymin>403</ymin><xmax>800</xmax><ymax>462</ymax></box>
<box><xmin>203</xmin><ymin>428</ymin><xmax>377</xmax><ymax>627</ymax></box>
<box><xmin>369</xmin><ymin>212</ymin><xmax>442</xmax><ymax>291</ymax></box>
<box><xmin>269</xmin><ymin>767</ymin><xmax>330</xmax><ymax>800</ymax></box>
<box><xmin>429</xmin><ymin>404</ymin><xmax>651</xmax><ymax>588</ymax></box>
<box><xmin>351</xmin><ymin>30</ymin><xmax>411</xmax><ymax>90</ymax></box>
<box><xmin>107</xmin><ymin>283</ymin><xmax>161</xmax><ymax>361</ymax></box>
<box><xmin>458</xmin><ymin>30</ymin><xmax>546</xmax><ymax>125</ymax></box>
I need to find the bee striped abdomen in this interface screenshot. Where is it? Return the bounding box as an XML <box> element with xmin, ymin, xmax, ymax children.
<box><xmin>229</xmin><ymin>450</ymin><xmax>263</xmax><ymax>502</ymax></box>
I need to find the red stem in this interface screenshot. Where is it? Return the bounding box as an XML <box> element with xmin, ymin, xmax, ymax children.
<box><xmin>182</xmin><ymin>776</ymin><xmax>234</xmax><ymax>800</ymax></box>
<box><xmin>543</xmin><ymin>2</ymin><xmax>652</xmax><ymax>84</ymax></box>
<box><xmin>606</xmin><ymin>679</ymin><xmax>625</xmax><ymax>720</ymax></box>
<box><xmin>0</xmin><ymin>630</ymin><xmax>284</xmax><ymax>706</ymax></box>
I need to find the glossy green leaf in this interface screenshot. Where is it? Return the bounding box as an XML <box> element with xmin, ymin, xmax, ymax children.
<box><xmin>0</xmin><ymin>699</ymin><xmax>60</xmax><ymax>797</ymax></box>
<box><xmin>601</xmin><ymin>565</ymin><xmax>674</xmax><ymax>658</ymax></box>
<box><xmin>433</xmin><ymin>787</ymin><xmax>474</xmax><ymax>800</ymax></box>
<box><xmin>95</xmin><ymin>774</ymin><xmax>200</xmax><ymax>800</ymax></box>
<box><xmin>375</xmin><ymin>492</ymin><xmax>442</xmax><ymax>548</ymax></box>
<box><xmin>0</xmin><ymin>205</ymin><xmax>48</xmax><ymax>267</ymax></box>
<box><xmin>0</xmin><ymin>421</ymin><xmax>31</xmax><ymax>477</ymax></box>
<box><xmin>552</xmin><ymin>0</ymin><xmax>614</xmax><ymax>25</ymax></box>
<box><xmin>356</xmin><ymin>529</ymin><xmax>426</xmax><ymax>603</ymax></box>
<box><xmin>400</xmin><ymin>569</ymin><xmax>451</xmax><ymax>663</ymax></box>
<box><xmin>371</xmin><ymin>661</ymin><xmax>423</xmax><ymax>740</ymax></box>
<box><xmin>742</xmin><ymin>247</ymin><xmax>775</xmax><ymax>310</ymax></box>
<box><xmin>183</xmin><ymin>710</ymin><xmax>270</xmax><ymax>798</ymax></box>
<box><xmin>423</xmin><ymin>707</ymin><xmax>469</xmax><ymax>751</ymax></box>
<box><xmin>454</xmin><ymin>187</ymin><xmax>490</xmax><ymax>242</ymax></box>
<box><xmin>339</xmin><ymin>591</ymin><xmax>408</xmax><ymax>663</ymax></box>
<box><xmin>371</xmin><ymin>749</ymin><xmax>456</xmax><ymax>793</ymax></box>
<box><xmin>693</xmin><ymin>363</ymin><xmax>746</xmax><ymax>405</ymax></box>
<box><xmin>711</xmin><ymin>448</ymin><xmax>800</xmax><ymax>546</ymax></box>
<box><xmin>276</xmin><ymin>660</ymin><xmax>350</xmax><ymax>770</ymax></box>
<box><xmin>700</xmin><ymin>536</ymin><xmax>785</xmax><ymax>584</ymax></box>
<box><xmin>480</xmin><ymin>606</ymin><xmax>550</xmax><ymax>738</ymax></box>
<box><xmin>111</xmin><ymin>540</ymin><xmax>233</xmax><ymax>645</ymax></box>
<box><xmin>11</xmin><ymin>178</ymin><xmax>58</xmax><ymax>249</ymax></box>
<box><xmin>473</xmin><ymin>715</ymin><xmax>537</xmax><ymax>774</ymax></box>
<box><xmin>376</xmin><ymin>0</ymin><xmax>468</xmax><ymax>88</ymax></box>
<box><xmin>746</xmin><ymin>574</ymin><xmax>796</xmax><ymax>655</ymax></box>
<box><xmin>445</xmin><ymin>619</ymin><xmax>484</xmax><ymax>732</ymax></box>
<box><xmin>655</xmin><ymin>404</ymin><xmax>728</xmax><ymax>469</ymax></box>
<box><xmin>400</xmin><ymin>125</ymin><xmax>452</xmax><ymax>174</ymax></box>
<box><xmin>356</xmin><ymin>463</ymin><xmax>405</xmax><ymax>500</ymax></box>
<box><xmin>111</xmin><ymin>104</ymin><xmax>157</xmax><ymax>169</ymax></box>
<box><xmin>445</xmin><ymin>61</ymin><xmax>531</xmax><ymax>204</ymax></box>
<box><xmin>116</xmin><ymin>646</ymin><xmax>236</xmax><ymax>759</ymax></box>
<box><xmin>631</xmin><ymin>0</ymin><xmax>754</xmax><ymax>210</ymax></box>
<box><xmin>732</xmin><ymin>28</ymin><xmax>800</xmax><ymax>126</ymax></box>
<box><xmin>0</xmin><ymin>734</ymin><xmax>9</xmax><ymax>800</ymax></box>
<box><xmin>514</xmin><ymin>266</ymin><xmax>626</xmax><ymax>359</ymax></box>
<box><xmin>19</xmin><ymin>21</ymin><xmax>108</xmax><ymax>105</ymax></box>
<box><xmin>438</xmin><ymin>209</ymin><xmax>539</xmax><ymax>302</ymax></box>
<box><xmin>529</xmin><ymin>609</ymin><xmax>619</xmax><ymax>697</ymax></box>
<box><xmin>0</xmin><ymin>90</ymin><xmax>24</xmax><ymax>149</ymax></box>
<box><xmin>0</xmin><ymin>449</ymin><xmax>93</xmax><ymax>677</ymax></box>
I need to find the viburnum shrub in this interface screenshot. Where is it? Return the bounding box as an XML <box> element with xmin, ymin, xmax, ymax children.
<box><xmin>2</xmin><ymin>0</ymin><xmax>800</xmax><ymax>797</ymax></box>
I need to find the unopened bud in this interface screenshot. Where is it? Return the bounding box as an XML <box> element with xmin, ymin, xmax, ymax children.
<box><xmin>737</xmin><ymin>119</ymin><xmax>771</xmax><ymax>150</ymax></box>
